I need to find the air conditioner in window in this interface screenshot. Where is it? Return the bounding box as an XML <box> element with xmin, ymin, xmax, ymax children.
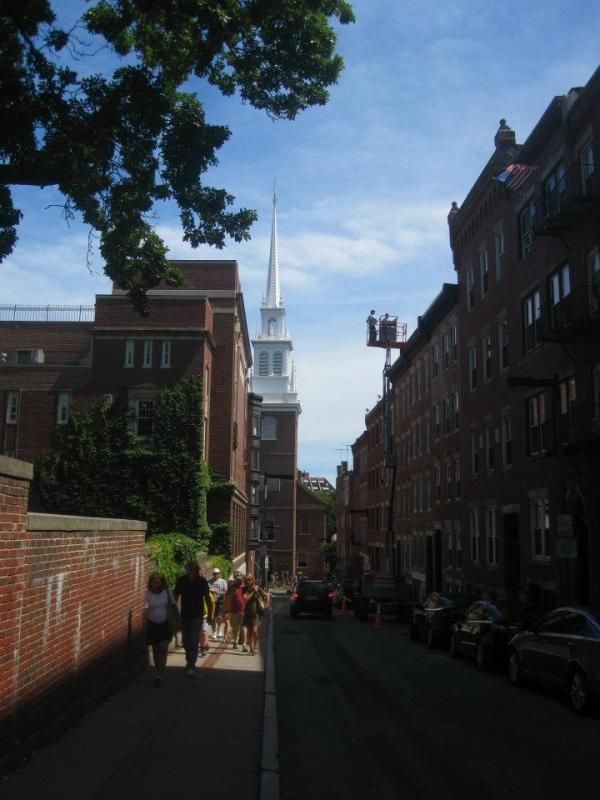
<box><xmin>31</xmin><ymin>349</ymin><xmax>45</xmax><ymax>364</ymax></box>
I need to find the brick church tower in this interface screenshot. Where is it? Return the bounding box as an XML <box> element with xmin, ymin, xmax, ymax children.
<box><xmin>251</xmin><ymin>191</ymin><xmax>301</xmax><ymax>581</ymax></box>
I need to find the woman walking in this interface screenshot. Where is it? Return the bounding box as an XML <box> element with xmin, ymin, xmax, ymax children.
<box><xmin>242</xmin><ymin>575</ymin><xmax>269</xmax><ymax>656</ymax></box>
<box><xmin>226</xmin><ymin>577</ymin><xmax>246</xmax><ymax>649</ymax></box>
<box><xmin>144</xmin><ymin>571</ymin><xmax>173</xmax><ymax>687</ymax></box>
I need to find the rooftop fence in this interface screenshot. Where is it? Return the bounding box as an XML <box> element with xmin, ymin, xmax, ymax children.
<box><xmin>0</xmin><ymin>305</ymin><xmax>95</xmax><ymax>323</ymax></box>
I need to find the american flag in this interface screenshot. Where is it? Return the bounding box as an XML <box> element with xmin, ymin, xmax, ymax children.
<box><xmin>494</xmin><ymin>163</ymin><xmax>538</xmax><ymax>191</ymax></box>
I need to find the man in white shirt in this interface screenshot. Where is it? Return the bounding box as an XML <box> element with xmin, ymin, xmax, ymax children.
<box><xmin>209</xmin><ymin>568</ymin><xmax>228</xmax><ymax>640</ymax></box>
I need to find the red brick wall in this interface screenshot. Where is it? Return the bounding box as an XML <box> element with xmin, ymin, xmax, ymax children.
<box><xmin>0</xmin><ymin>456</ymin><xmax>149</xmax><ymax>766</ymax></box>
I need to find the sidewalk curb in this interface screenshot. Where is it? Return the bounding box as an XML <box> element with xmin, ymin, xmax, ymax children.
<box><xmin>260</xmin><ymin>609</ymin><xmax>279</xmax><ymax>800</ymax></box>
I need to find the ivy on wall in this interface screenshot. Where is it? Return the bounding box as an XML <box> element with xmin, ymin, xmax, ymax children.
<box><xmin>34</xmin><ymin>377</ymin><xmax>211</xmax><ymax>541</ymax></box>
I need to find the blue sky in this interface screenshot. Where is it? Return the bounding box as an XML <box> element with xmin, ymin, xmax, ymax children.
<box><xmin>3</xmin><ymin>1</ymin><xmax>600</xmax><ymax>482</ymax></box>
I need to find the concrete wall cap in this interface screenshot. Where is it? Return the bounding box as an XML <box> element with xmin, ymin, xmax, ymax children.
<box><xmin>28</xmin><ymin>512</ymin><xmax>147</xmax><ymax>532</ymax></box>
<box><xmin>0</xmin><ymin>455</ymin><xmax>34</xmax><ymax>481</ymax></box>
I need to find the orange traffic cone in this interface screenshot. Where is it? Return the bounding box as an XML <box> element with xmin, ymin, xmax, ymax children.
<box><xmin>341</xmin><ymin>597</ymin><xmax>347</xmax><ymax>615</ymax></box>
<box><xmin>373</xmin><ymin>604</ymin><xmax>383</xmax><ymax>629</ymax></box>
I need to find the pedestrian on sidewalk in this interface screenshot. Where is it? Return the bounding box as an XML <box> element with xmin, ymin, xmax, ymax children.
<box><xmin>144</xmin><ymin>571</ymin><xmax>173</xmax><ymax>688</ymax></box>
<box><xmin>209</xmin><ymin>567</ymin><xmax>228</xmax><ymax>641</ymax></box>
<box><xmin>242</xmin><ymin>575</ymin><xmax>270</xmax><ymax>656</ymax></box>
<box><xmin>199</xmin><ymin>590</ymin><xmax>214</xmax><ymax>658</ymax></box>
<box><xmin>175</xmin><ymin>563</ymin><xmax>211</xmax><ymax>675</ymax></box>
<box><xmin>226</xmin><ymin>577</ymin><xmax>246</xmax><ymax>650</ymax></box>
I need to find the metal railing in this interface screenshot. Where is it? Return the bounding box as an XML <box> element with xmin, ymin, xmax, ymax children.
<box><xmin>0</xmin><ymin>304</ymin><xmax>95</xmax><ymax>322</ymax></box>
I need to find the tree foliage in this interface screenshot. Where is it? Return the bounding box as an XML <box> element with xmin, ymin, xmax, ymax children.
<box><xmin>34</xmin><ymin>377</ymin><xmax>210</xmax><ymax>539</ymax></box>
<box><xmin>314</xmin><ymin>488</ymin><xmax>336</xmax><ymax>538</ymax></box>
<box><xmin>1</xmin><ymin>1</ymin><xmax>355</xmax><ymax>312</ymax></box>
<box><xmin>145</xmin><ymin>532</ymin><xmax>201</xmax><ymax>587</ymax></box>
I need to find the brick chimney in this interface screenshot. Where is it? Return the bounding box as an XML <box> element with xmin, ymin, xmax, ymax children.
<box><xmin>494</xmin><ymin>118</ymin><xmax>516</xmax><ymax>150</ymax></box>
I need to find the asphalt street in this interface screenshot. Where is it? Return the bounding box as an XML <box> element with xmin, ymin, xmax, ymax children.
<box><xmin>273</xmin><ymin>597</ymin><xmax>599</xmax><ymax>800</ymax></box>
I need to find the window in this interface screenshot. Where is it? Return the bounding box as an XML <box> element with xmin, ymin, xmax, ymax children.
<box><xmin>519</xmin><ymin>200</ymin><xmax>535</xmax><ymax>258</ymax></box>
<box><xmin>466</xmin><ymin>267</ymin><xmax>475</xmax><ymax>310</ymax></box>
<box><xmin>527</xmin><ymin>393</ymin><xmax>547</xmax><ymax>455</ymax></box>
<box><xmin>6</xmin><ymin>391</ymin><xmax>19</xmax><ymax>424</ymax></box>
<box><xmin>469</xmin><ymin>509</ymin><xmax>480</xmax><ymax>563</ymax></box>
<box><xmin>544</xmin><ymin>162</ymin><xmax>566</xmax><ymax>218</ymax></box>
<box><xmin>124</xmin><ymin>340</ymin><xmax>135</xmax><ymax>367</ymax></box>
<box><xmin>470</xmin><ymin>431</ymin><xmax>479</xmax><ymax>476</ymax></box>
<box><xmin>451</xmin><ymin>325</ymin><xmax>458</xmax><ymax>362</ymax></box>
<box><xmin>501</xmin><ymin>412</ymin><xmax>512</xmax><ymax>467</ymax></box>
<box><xmin>589</xmin><ymin>249</ymin><xmax>600</xmax><ymax>312</ymax></box>
<box><xmin>160</xmin><ymin>340</ymin><xmax>171</xmax><ymax>368</ymax></box>
<box><xmin>530</xmin><ymin>495</ymin><xmax>550</xmax><ymax>560</ymax></box>
<box><xmin>446</xmin><ymin>460</ymin><xmax>454</xmax><ymax>499</ymax></box>
<box><xmin>136</xmin><ymin>400</ymin><xmax>154</xmax><ymax>436</ymax></box>
<box><xmin>433</xmin><ymin>404</ymin><xmax>440</xmax><ymax>440</ymax></box>
<box><xmin>455</xmin><ymin>526</ymin><xmax>463</xmax><ymax>569</ymax></box>
<box><xmin>268</xmin><ymin>318</ymin><xmax>277</xmax><ymax>336</ymax></box>
<box><xmin>258</xmin><ymin>351</ymin><xmax>269</xmax><ymax>376</ymax></box>
<box><xmin>485</xmin><ymin>423</ymin><xmax>495</xmax><ymax>471</ymax></box>
<box><xmin>442</xmin><ymin>334</ymin><xmax>450</xmax><ymax>369</ymax></box>
<box><xmin>443</xmin><ymin>397</ymin><xmax>451</xmax><ymax>436</ymax></box>
<box><xmin>452</xmin><ymin>391</ymin><xmax>459</xmax><ymax>431</ymax></box>
<box><xmin>142</xmin><ymin>340</ymin><xmax>153</xmax><ymax>368</ymax></box>
<box><xmin>482</xmin><ymin>334</ymin><xmax>492</xmax><ymax>381</ymax></box>
<box><xmin>480</xmin><ymin>249</ymin><xmax>489</xmax><ymax>296</ymax></box>
<box><xmin>17</xmin><ymin>349</ymin><xmax>44</xmax><ymax>364</ymax></box>
<box><xmin>432</xmin><ymin>343</ymin><xmax>440</xmax><ymax>377</ymax></box>
<box><xmin>454</xmin><ymin>457</ymin><xmax>460</xmax><ymax>499</ymax></box>
<box><xmin>486</xmin><ymin>508</ymin><xmax>498</xmax><ymax>566</ymax></box>
<box><xmin>522</xmin><ymin>289</ymin><xmax>541</xmax><ymax>352</ymax></box>
<box><xmin>549</xmin><ymin>264</ymin><xmax>572</xmax><ymax>330</ymax></box>
<box><xmin>495</xmin><ymin>227</ymin><xmax>504</xmax><ymax>280</ymax></box>
<box><xmin>558</xmin><ymin>377</ymin><xmax>576</xmax><ymax>442</ymax></box>
<box><xmin>273</xmin><ymin>351</ymin><xmax>283</xmax><ymax>375</ymax></box>
<box><xmin>434</xmin><ymin>463</ymin><xmax>441</xmax><ymax>502</ymax></box>
<box><xmin>580</xmin><ymin>141</ymin><xmax>594</xmax><ymax>195</ymax></box>
<box><xmin>57</xmin><ymin>392</ymin><xmax>71</xmax><ymax>425</ymax></box>
<box><xmin>498</xmin><ymin>318</ymin><xmax>509</xmax><ymax>370</ymax></box>
<box><xmin>261</xmin><ymin>416</ymin><xmax>277</xmax><ymax>440</ymax></box>
<box><xmin>468</xmin><ymin>345</ymin><xmax>477</xmax><ymax>390</ymax></box>
<box><xmin>251</xmin><ymin>449</ymin><xmax>260</xmax><ymax>470</ymax></box>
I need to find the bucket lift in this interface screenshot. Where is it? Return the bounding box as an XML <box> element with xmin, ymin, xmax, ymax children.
<box><xmin>366</xmin><ymin>314</ymin><xmax>407</xmax><ymax>576</ymax></box>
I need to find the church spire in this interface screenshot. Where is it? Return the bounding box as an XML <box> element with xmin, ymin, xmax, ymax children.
<box><xmin>264</xmin><ymin>184</ymin><xmax>281</xmax><ymax>308</ymax></box>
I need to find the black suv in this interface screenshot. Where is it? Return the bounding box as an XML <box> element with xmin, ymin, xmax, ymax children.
<box><xmin>290</xmin><ymin>580</ymin><xmax>333</xmax><ymax>619</ymax></box>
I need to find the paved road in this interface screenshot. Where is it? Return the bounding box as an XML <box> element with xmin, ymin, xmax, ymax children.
<box><xmin>273</xmin><ymin>598</ymin><xmax>599</xmax><ymax>800</ymax></box>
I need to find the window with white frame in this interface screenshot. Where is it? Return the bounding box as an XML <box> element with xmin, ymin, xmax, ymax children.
<box><xmin>485</xmin><ymin>508</ymin><xmax>498</xmax><ymax>565</ymax></box>
<box><xmin>451</xmin><ymin>325</ymin><xmax>458</xmax><ymax>362</ymax></box>
<box><xmin>6</xmin><ymin>391</ymin><xmax>19</xmax><ymax>424</ymax></box>
<box><xmin>432</xmin><ymin>343</ymin><xmax>440</xmax><ymax>377</ymax></box>
<box><xmin>495</xmin><ymin>227</ymin><xmax>504</xmax><ymax>280</ymax></box>
<box><xmin>480</xmin><ymin>249</ymin><xmax>489</xmax><ymax>296</ymax></box>
<box><xmin>273</xmin><ymin>351</ymin><xmax>283</xmax><ymax>375</ymax></box>
<box><xmin>466</xmin><ymin>267</ymin><xmax>475</xmax><ymax>310</ymax></box>
<box><xmin>498</xmin><ymin>318</ymin><xmax>509</xmax><ymax>370</ymax></box>
<box><xmin>469</xmin><ymin>509</ymin><xmax>480</xmax><ymax>562</ymax></box>
<box><xmin>57</xmin><ymin>392</ymin><xmax>71</xmax><ymax>425</ymax></box>
<box><xmin>124</xmin><ymin>340</ymin><xmax>135</xmax><ymax>367</ymax></box>
<box><xmin>442</xmin><ymin>333</ymin><xmax>450</xmax><ymax>369</ymax></box>
<box><xmin>433</xmin><ymin>404</ymin><xmax>440</xmax><ymax>440</ymax></box>
<box><xmin>443</xmin><ymin>396</ymin><xmax>451</xmax><ymax>436</ymax></box>
<box><xmin>519</xmin><ymin>199</ymin><xmax>535</xmax><ymax>258</ymax></box>
<box><xmin>501</xmin><ymin>411</ymin><xmax>512</xmax><ymax>467</ymax></box>
<box><xmin>522</xmin><ymin>289</ymin><xmax>541</xmax><ymax>352</ymax></box>
<box><xmin>142</xmin><ymin>340</ymin><xmax>153</xmax><ymax>368</ymax></box>
<box><xmin>258</xmin><ymin>351</ymin><xmax>269</xmax><ymax>376</ymax></box>
<box><xmin>261</xmin><ymin>416</ymin><xmax>277</xmax><ymax>440</ymax></box>
<box><xmin>455</xmin><ymin>525</ymin><xmax>462</xmax><ymax>569</ymax></box>
<box><xmin>452</xmin><ymin>391</ymin><xmax>459</xmax><ymax>430</ymax></box>
<box><xmin>468</xmin><ymin>345</ymin><xmax>477</xmax><ymax>390</ymax></box>
<box><xmin>135</xmin><ymin>399</ymin><xmax>154</xmax><ymax>436</ymax></box>
<box><xmin>549</xmin><ymin>263</ymin><xmax>572</xmax><ymax>330</ymax></box>
<box><xmin>527</xmin><ymin>392</ymin><xmax>547</xmax><ymax>455</ymax></box>
<box><xmin>544</xmin><ymin>162</ymin><xmax>566</xmax><ymax>218</ymax></box>
<box><xmin>530</xmin><ymin>495</ymin><xmax>551</xmax><ymax>560</ymax></box>
<box><xmin>160</xmin><ymin>340</ymin><xmax>171</xmax><ymax>368</ymax></box>
<box><xmin>434</xmin><ymin>463</ymin><xmax>441</xmax><ymax>502</ymax></box>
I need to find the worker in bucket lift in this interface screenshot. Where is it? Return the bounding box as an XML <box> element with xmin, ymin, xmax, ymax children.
<box><xmin>366</xmin><ymin>310</ymin><xmax>377</xmax><ymax>342</ymax></box>
<box><xmin>379</xmin><ymin>313</ymin><xmax>397</xmax><ymax>343</ymax></box>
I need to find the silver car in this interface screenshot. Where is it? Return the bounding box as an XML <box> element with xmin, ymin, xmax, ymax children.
<box><xmin>508</xmin><ymin>606</ymin><xmax>600</xmax><ymax>713</ymax></box>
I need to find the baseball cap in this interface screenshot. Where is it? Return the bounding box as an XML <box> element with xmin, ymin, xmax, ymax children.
<box><xmin>212</xmin><ymin>568</ymin><xmax>220</xmax><ymax>574</ymax></box>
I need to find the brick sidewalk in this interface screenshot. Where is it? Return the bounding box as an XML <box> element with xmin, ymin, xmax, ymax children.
<box><xmin>1</xmin><ymin>620</ymin><xmax>268</xmax><ymax>800</ymax></box>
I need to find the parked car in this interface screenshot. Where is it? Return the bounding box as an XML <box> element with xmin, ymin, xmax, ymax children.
<box><xmin>333</xmin><ymin>577</ymin><xmax>359</xmax><ymax>609</ymax></box>
<box><xmin>507</xmin><ymin>606</ymin><xmax>600</xmax><ymax>713</ymax></box>
<box><xmin>451</xmin><ymin>601</ymin><xmax>521</xmax><ymax>670</ymax></box>
<box><xmin>289</xmin><ymin>580</ymin><xmax>334</xmax><ymax>619</ymax></box>
<box><xmin>410</xmin><ymin>593</ymin><xmax>475</xmax><ymax>648</ymax></box>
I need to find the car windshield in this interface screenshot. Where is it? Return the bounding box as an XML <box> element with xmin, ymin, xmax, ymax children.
<box><xmin>299</xmin><ymin>582</ymin><xmax>329</xmax><ymax>592</ymax></box>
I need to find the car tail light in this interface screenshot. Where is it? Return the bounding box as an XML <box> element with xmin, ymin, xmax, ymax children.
<box><xmin>293</xmin><ymin>592</ymin><xmax>299</xmax><ymax>600</ymax></box>
<box><xmin>327</xmin><ymin>592</ymin><xmax>334</xmax><ymax>599</ymax></box>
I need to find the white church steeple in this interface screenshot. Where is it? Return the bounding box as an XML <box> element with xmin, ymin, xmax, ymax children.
<box><xmin>251</xmin><ymin>190</ymin><xmax>300</xmax><ymax>407</ymax></box>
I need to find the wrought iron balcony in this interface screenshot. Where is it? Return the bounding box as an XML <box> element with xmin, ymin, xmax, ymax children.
<box><xmin>537</xmin><ymin>283</ymin><xmax>600</xmax><ymax>343</ymax></box>
<box><xmin>557</xmin><ymin>402</ymin><xmax>600</xmax><ymax>454</ymax></box>
<box><xmin>534</xmin><ymin>162</ymin><xmax>600</xmax><ymax>237</ymax></box>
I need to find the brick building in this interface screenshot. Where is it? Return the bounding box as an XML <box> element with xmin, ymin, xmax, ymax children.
<box><xmin>448</xmin><ymin>67</ymin><xmax>600</xmax><ymax>607</ymax></box>
<box><xmin>335</xmin><ymin>460</ymin><xmax>353</xmax><ymax>578</ymax></box>
<box><xmin>391</xmin><ymin>283</ymin><xmax>461</xmax><ymax>601</ymax></box>
<box><xmin>296</xmin><ymin>480</ymin><xmax>328</xmax><ymax>578</ymax></box>
<box><xmin>0</xmin><ymin>261</ymin><xmax>252</xmax><ymax>570</ymax></box>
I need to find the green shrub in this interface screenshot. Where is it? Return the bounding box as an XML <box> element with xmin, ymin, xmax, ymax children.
<box><xmin>208</xmin><ymin>522</ymin><xmax>233</xmax><ymax>559</ymax></box>
<box><xmin>208</xmin><ymin>554</ymin><xmax>233</xmax><ymax>579</ymax></box>
<box><xmin>146</xmin><ymin>532</ymin><xmax>200</xmax><ymax>587</ymax></box>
